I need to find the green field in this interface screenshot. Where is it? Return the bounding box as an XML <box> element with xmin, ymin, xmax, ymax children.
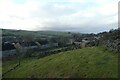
<box><xmin>3</xmin><ymin>47</ymin><xmax>118</xmax><ymax>78</ymax></box>
<box><xmin>2</xmin><ymin>29</ymin><xmax>71</xmax><ymax>37</ymax></box>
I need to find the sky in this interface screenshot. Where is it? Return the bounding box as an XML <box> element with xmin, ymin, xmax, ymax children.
<box><xmin>0</xmin><ymin>0</ymin><xmax>119</xmax><ymax>33</ymax></box>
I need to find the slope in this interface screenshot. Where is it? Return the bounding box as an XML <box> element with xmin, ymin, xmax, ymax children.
<box><xmin>3</xmin><ymin>47</ymin><xmax>118</xmax><ymax>78</ymax></box>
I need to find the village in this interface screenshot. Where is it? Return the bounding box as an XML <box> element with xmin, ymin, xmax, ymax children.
<box><xmin>2</xmin><ymin>29</ymin><xmax>120</xmax><ymax>60</ymax></box>
<box><xmin>2</xmin><ymin>34</ymin><xmax>98</xmax><ymax>59</ymax></box>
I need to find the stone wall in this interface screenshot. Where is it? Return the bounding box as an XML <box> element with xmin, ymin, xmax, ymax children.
<box><xmin>100</xmin><ymin>39</ymin><xmax>120</xmax><ymax>52</ymax></box>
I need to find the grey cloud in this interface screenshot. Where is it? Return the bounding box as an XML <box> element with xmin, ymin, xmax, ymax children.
<box><xmin>0</xmin><ymin>0</ymin><xmax>118</xmax><ymax>33</ymax></box>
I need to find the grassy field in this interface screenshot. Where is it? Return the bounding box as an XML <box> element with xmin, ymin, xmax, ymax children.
<box><xmin>2</xmin><ymin>29</ymin><xmax>71</xmax><ymax>37</ymax></box>
<box><xmin>2</xmin><ymin>46</ymin><xmax>118</xmax><ymax>78</ymax></box>
<box><xmin>2</xmin><ymin>58</ymin><xmax>37</xmax><ymax>74</ymax></box>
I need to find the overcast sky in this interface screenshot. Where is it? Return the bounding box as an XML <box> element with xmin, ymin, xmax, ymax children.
<box><xmin>0</xmin><ymin>0</ymin><xmax>119</xmax><ymax>33</ymax></box>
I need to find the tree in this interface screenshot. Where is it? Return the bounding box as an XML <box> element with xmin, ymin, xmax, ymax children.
<box><xmin>12</xmin><ymin>43</ymin><xmax>23</xmax><ymax>65</ymax></box>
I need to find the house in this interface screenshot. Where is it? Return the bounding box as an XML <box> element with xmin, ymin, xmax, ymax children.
<box><xmin>73</xmin><ymin>42</ymin><xmax>81</xmax><ymax>46</ymax></box>
<box><xmin>81</xmin><ymin>37</ymin><xmax>99</xmax><ymax>47</ymax></box>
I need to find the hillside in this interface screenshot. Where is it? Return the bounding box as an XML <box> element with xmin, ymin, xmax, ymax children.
<box><xmin>3</xmin><ymin>47</ymin><xmax>118</xmax><ymax>78</ymax></box>
<box><xmin>2</xmin><ymin>29</ymin><xmax>71</xmax><ymax>37</ymax></box>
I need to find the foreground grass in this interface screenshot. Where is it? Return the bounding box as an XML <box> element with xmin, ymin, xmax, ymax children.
<box><xmin>2</xmin><ymin>58</ymin><xmax>37</xmax><ymax>74</ymax></box>
<box><xmin>3</xmin><ymin>46</ymin><xmax>118</xmax><ymax>78</ymax></box>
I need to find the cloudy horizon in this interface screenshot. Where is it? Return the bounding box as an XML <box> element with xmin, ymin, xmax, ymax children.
<box><xmin>0</xmin><ymin>0</ymin><xmax>119</xmax><ymax>33</ymax></box>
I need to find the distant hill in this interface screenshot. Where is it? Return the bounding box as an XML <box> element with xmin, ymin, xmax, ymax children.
<box><xmin>2</xmin><ymin>29</ymin><xmax>72</xmax><ymax>37</ymax></box>
<box><xmin>3</xmin><ymin>47</ymin><xmax>118</xmax><ymax>78</ymax></box>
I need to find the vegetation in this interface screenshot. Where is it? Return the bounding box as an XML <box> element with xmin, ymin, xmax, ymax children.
<box><xmin>2</xmin><ymin>28</ymin><xmax>119</xmax><ymax>78</ymax></box>
<box><xmin>3</xmin><ymin>47</ymin><xmax>118</xmax><ymax>78</ymax></box>
<box><xmin>98</xmin><ymin>29</ymin><xmax>120</xmax><ymax>41</ymax></box>
<box><xmin>2</xmin><ymin>29</ymin><xmax>71</xmax><ymax>37</ymax></box>
<box><xmin>2</xmin><ymin>58</ymin><xmax>37</xmax><ymax>75</ymax></box>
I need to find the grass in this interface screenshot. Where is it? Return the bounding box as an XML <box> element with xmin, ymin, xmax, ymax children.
<box><xmin>2</xmin><ymin>29</ymin><xmax>71</xmax><ymax>37</ymax></box>
<box><xmin>2</xmin><ymin>58</ymin><xmax>37</xmax><ymax>74</ymax></box>
<box><xmin>2</xmin><ymin>46</ymin><xmax>118</xmax><ymax>78</ymax></box>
